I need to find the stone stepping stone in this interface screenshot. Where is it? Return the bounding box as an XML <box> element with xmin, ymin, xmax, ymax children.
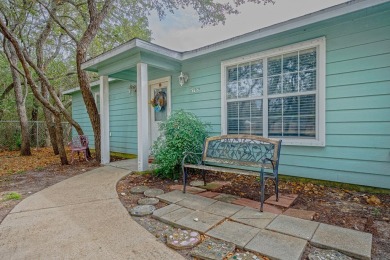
<box><xmin>166</xmin><ymin>229</ymin><xmax>201</xmax><ymax>249</ymax></box>
<box><xmin>229</xmin><ymin>252</ymin><xmax>262</xmax><ymax>260</ymax></box>
<box><xmin>130</xmin><ymin>186</ymin><xmax>149</xmax><ymax>194</ymax></box>
<box><xmin>136</xmin><ymin>217</ymin><xmax>176</xmax><ymax>243</ymax></box>
<box><xmin>190</xmin><ymin>180</ymin><xmax>205</xmax><ymax>187</ymax></box>
<box><xmin>311</xmin><ymin>223</ymin><xmax>372</xmax><ymax>260</ymax></box>
<box><xmin>191</xmin><ymin>238</ymin><xmax>235</xmax><ymax>260</ymax></box>
<box><xmin>129</xmin><ymin>205</ymin><xmax>156</xmax><ymax>216</ymax></box>
<box><xmin>144</xmin><ymin>188</ymin><xmax>164</xmax><ymax>197</ymax></box>
<box><xmin>138</xmin><ymin>197</ymin><xmax>159</xmax><ymax>205</ymax></box>
<box><xmin>308</xmin><ymin>249</ymin><xmax>353</xmax><ymax>260</ymax></box>
<box><xmin>214</xmin><ymin>193</ymin><xmax>239</xmax><ymax>203</ymax></box>
<box><xmin>283</xmin><ymin>208</ymin><xmax>316</xmax><ymax>220</ymax></box>
<box><xmin>266</xmin><ymin>215</ymin><xmax>319</xmax><ymax>240</ymax></box>
<box><xmin>265</xmin><ymin>193</ymin><xmax>298</xmax><ymax>208</ymax></box>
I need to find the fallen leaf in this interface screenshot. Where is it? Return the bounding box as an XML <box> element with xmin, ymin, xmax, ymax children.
<box><xmin>366</xmin><ymin>195</ymin><xmax>381</xmax><ymax>205</ymax></box>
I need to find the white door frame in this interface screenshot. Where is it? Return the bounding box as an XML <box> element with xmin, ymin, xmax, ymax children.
<box><xmin>149</xmin><ymin>76</ymin><xmax>171</xmax><ymax>144</ymax></box>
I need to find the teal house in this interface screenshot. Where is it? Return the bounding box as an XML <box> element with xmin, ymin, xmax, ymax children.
<box><xmin>64</xmin><ymin>0</ymin><xmax>390</xmax><ymax>189</ymax></box>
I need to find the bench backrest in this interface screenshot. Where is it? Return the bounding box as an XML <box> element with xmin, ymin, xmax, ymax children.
<box><xmin>71</xmin><ymin>135</ymin><xmax>89</xmax><ymax>149</ymax></box>
<box><xmin>202</xmin><ymin>135</ymin><xmax>282</xmax><ymax>170</ymax></box>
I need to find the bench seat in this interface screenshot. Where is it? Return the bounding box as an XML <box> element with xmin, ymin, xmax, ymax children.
<box><xmin>182</xmin><ymin>134</ymin><xmax>282</xmax><ymax>212</ymax></box>
<box><xmin>183</xmin><ymin>164</ymin><xmax>274</xmax><ymax>177</ymax></box>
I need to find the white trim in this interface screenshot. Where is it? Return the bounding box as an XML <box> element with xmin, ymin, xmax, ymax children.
<box><xmin>100</xmin><ymin>76</ymin><xmax>110</xmax><ymax>164</ymax></box>
<box><xmin>183</xmin><ymin>0</ymin><xmax>385</xmax><ymax>60</ymax></box>
<box><xmin>62</xmin><ymin>78</ymin><xmax>122</xmax><ymax>95</ymax></box>
<box><xmin>148</xmin><ymin>76</ymin><xmax>172</xmax><ymax>116</ymax></box>
<box><xmin>149</xmin><ymin>76</ymin><xmax>172</xmax><ymax>145</ymax></box>
<box><xmin>82</xmin><ymin>39</ymin><xmax>181</xmax><ymax>70</ymax></box>
<box><xmin>137</xmin><ymin>63</ymin><xmax>150</xmax><ymax>171</ymax></box>
<box><xmin>221</xmin><ymin>37</ymin><xmax>326</xmax><ymax>146</ymax></box>
<box><xmin>81</xmin><ymin>0</ymin><xmax>385</xmax><ymax>71</ymax></box>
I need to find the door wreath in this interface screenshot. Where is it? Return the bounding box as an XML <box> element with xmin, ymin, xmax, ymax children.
<box><xmin>150</xmin><ymin>91</ymin><xmax>167</xmax><ymax>112</ymax></box>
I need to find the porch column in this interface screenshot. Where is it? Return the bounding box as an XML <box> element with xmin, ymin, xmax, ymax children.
<box><xmin>137</xmin><ymin>63</ymin><xmax>149</xmax><ymax>171</ymax></box>
<box><xmin>100</xmin><ymin>75</ymin><xmax>110</xmax><ymax>164</ymax></box>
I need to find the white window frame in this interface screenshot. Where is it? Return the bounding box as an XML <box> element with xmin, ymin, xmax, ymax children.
<box><xmin>221</xmin><ymin>37</ymin><xmax>326</xmax><ymax>146</ymax></box>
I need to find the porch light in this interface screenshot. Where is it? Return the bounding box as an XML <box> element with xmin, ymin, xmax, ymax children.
<box><xmin>128</xmin><ymin>84</ymin><xmax>137</xmax><ymax>96</ymax></box>
<box><xmin>178</xmin><ymin>72</ymin><xmax>189</xmax><ymax>87</ymax></box>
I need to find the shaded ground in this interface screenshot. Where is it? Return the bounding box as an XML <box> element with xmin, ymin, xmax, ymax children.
<box><xmin>0</xmin><ymin>148</ymin><xmax>101</xmax><ymax>223</ymax></box>
<box><xmin>117</xmin><ymin>171</ymin><xmax>390</xmax><ymax>260</ymax></box>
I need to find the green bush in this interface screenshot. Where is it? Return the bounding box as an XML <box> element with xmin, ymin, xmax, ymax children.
<box><xmin>4</xmin><ymin>192</ymin><xmax>22</xmax><ymax>201</ymax></box>
<box><xmin>152</xmin><ymin>110</ymin><xmax>210</xmax><ymax>179</ymax></box>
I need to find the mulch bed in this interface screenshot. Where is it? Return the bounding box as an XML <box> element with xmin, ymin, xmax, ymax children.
<box><xmin>117</xmin><ymin>170</ymin><xmax>390</xmax><ymax>260</ymax></box>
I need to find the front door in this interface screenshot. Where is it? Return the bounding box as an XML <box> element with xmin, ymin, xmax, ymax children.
<box><xmin>150</xmin><ymin>77</ymin><xmax>171</xmax><ymax>148</ymax></box>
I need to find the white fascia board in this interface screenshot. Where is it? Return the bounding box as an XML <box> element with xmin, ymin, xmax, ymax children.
<box><xmin>62</xmin><ymin>78</ymin><xmax>120</xmax><ymax>95</ymax></box>
<box><xmin>81</xmin><ymin>39</ymin><xmax>182</xmax><ymax>71</ymax></box>
<box><xmin>81</xmin><ymin>40</ymin><xmax>137</xmax><ymax>70</ymax></box>
<box><xmin>182</xmin><ymin>0</ymin><xmax>388</xmax><ymax>59</ymax></box>
<box><xmin>80</xmin><ymin>0</ymin><xmax>386</xmax><ymax>70</ymax></box>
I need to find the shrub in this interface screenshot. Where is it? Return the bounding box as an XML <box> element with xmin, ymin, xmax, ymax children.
<box><xmin>4</xmin><ymin>192</ymin><xmax>22</xmax><ymax>201</ymax></box>
<box><xmin>152</xmin><ymin>110</ymin><xmax>210</xmax><ymax>179</ymax></box>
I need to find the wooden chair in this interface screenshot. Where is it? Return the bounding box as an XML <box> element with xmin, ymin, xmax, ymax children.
<box><xmin>68</xmin><ymin>135</ymin><xmax>89</xmax><ymax>163</ymax></box>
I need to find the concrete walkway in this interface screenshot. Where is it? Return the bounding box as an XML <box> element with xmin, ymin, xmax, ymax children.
<box><xmin>0</xmin><ymin>160</ymin><xmax>184</xmax><ymax>260</ymax></box>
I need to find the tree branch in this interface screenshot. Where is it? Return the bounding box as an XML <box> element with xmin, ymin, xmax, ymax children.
<box><xmin>36</xmin><ymin>0</ymin><xmax>78</xmax><ymax>42</ymax></box>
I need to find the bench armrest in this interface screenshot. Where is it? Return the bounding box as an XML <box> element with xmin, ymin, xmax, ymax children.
<box><xmin>182</xmin><ymin>152</ymin><xmax>203</xmax><ymax>166</ymax></box>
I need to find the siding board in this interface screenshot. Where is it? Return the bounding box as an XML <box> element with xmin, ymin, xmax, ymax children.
<box><xmin>70</xmin><ymin>5</ymin><xmax>390</xmax><ymax>188</ymax></box>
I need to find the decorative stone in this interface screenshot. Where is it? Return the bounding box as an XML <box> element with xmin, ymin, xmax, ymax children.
<box><xmin>190</xmin><ymin>180</ymin><xmax>205</xmax><ymax>187</ymax></box>
<box><xmin>308</xmin><ymin>249</ymin><xmax>353</xmax><ymax>260</ymax></box>
<box><xmin>229</xmin><ymin>252</ymin><xmax>262</xmax><ymax>260</ymax></box>
<box><xmin>130</xmin><ymin>186</ymin><xmax>149</xmax><ymax>194</ymax></box>
<box><xmin>136</xmin><ymin>217</ymin><xmax>176</xmax><ymax>243</ymax></box>
<box><xmin>191</xmin><ymin>238</ymin><xmax>235</xmax><ymax>260</ymax></box>
<box><xmin>144</xmin><ymin>188</ymin><xmax>165</xmax><ymax>197</ymax></box>
<box><xmin>166</xmin><ymin>229</ymin><xmax>201</xmax><ymax>249</ymax></box>
<box><xmin>138</xmin><ymin>197</ymin><xmax>159</xmax><ymax>205</ymax></box>
<box><xmin>129</xmin><ymin>205</ymin><xmax>156</xmax><ymax>216</ymax></box>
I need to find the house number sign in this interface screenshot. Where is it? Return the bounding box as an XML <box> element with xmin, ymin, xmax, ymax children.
<box><xmin>190</xmin><ymin>87</ymin><xmax>200</xmax><ymax>93</ymax></box>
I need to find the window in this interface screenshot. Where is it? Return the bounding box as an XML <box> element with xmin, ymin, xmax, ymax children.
<box><xmin>94</xmin><ymin>92</ymin><xmax>100</xmax><ymax>114</ymax></box>
<box><xmin>221</xmin><ymin>37</ymin><xmax>325</xmax><ymax>146</ymax></box>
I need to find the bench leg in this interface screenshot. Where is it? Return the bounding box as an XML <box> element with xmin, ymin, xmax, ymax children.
<box><xmin>71</xmin><ymin>151</ymin><xmax>75</xmax><ymax>164</ymax></box>
<box><xmin>83</xmin><ymin>150</ymin><xmax>88</xmax><ymax>162</ymax></box>
<box><xmin>182</xmin><ymin>167</ymin><xmax>187</xmax><ymax>193</ymax></box>
<box><xmin>275</xmin><ymin>174</ymin><xmax>279</xmax><ymax>202</ymax></box>
<box><xmin>260</xmin><ymin>168</ymin><xmax>265</xmax><ymax>212</ymax></box>
<box><xmin>202</xmin><ymin>169</ymin><xmax>206</xmax><ymax>186</ymax></box>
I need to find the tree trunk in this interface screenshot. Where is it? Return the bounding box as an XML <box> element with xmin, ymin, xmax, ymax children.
<box><xmin>41</xmin><ymin>84</ymin><xmax>59</xmax><ymax>154</ymax></box>
<box><xmin>0</xmin><ymin>83</ymin><xmax>14</xmax><ymax>121</ymax></box>
<box><xmin>43</xmin><ymin>107</ymin><xmax>59</xmax><ymax>154</ymax></box>
<box><xmin>76</xmin><ymin>46</ymin><xmax>100</xmax><ymax>161</ymax></box>
<box><xmin>54</xmin><ymin>114</ymin><xmax>68</xmax><ymax>165</ymax></box>
<box><xmin>6</xmin><ymin>42</ymin><xmax>31</xmax><ymax>156</ymax></box>
<box><xmin>30</xmin><ymin>97</ymin><xmax>39</xmax><ymax>146</ymax></box>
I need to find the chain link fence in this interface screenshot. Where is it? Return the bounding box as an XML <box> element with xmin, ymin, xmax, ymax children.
<box><xmin>0</xmin><ymin>121</ymin><xmax>72</xmax><ymax>151</ymax></box>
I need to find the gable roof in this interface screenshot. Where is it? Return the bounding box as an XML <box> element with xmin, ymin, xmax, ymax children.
<box><xmin>82</xmin><ymin>0</ymin><xmax>388</xmax><ymax>71</ymax></box>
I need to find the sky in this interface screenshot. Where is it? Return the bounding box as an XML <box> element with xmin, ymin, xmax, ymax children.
<box><xmin>148</xmin><ymin>0</ymin><xmax>350</xmax><ymax>51</ymax></box>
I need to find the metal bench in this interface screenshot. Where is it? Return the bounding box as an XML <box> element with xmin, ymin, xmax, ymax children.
<box><xmin>182</xmin><ymin>134</ymin><xmax>282</xmax><ymax>211</ymax></box>
<box><xmin>68</xmin><ymin>135</ymin><xmax>89</xmax><ymax>163</ymax></box>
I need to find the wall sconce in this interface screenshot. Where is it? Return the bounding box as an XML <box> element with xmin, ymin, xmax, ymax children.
<box><xmin>128</xmin><ymin>84</ymin><xmax>137</xmax><ymax>96</ymax></box>
<box><xmin>178</xmin><ymin>72</ymin><xmax>189</xmax><ymax>87</ymax></box>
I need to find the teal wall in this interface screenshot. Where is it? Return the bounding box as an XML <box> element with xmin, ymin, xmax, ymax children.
<box><xmin>173</xmin><ymin>4</ymin><xmax>390</xmax><ymax>188</ymax></box>
<box><xmin>108</xmin><ymin>80</ymin><xmax>137</xmax><ymax>154</ymax></box>
<box><xmin>71</xmin><ymin>87</ymin><xmax>98</xmax><ymax>148</ymax></box>
<box><xmin>71</xmin><ymin>3</ymin><xmax>390</xmax><ymax>188</ymax></box>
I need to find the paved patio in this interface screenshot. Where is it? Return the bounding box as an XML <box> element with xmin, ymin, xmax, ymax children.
<box><xmin>154</xmin><ymin>190</ymin><xmax>373</xmax><ymax>260</ymax></box>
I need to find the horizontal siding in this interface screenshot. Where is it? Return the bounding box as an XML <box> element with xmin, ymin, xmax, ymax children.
<box><xmin>176</xmin><ymin>5</ymin><xmax>390</xmax><ymax>188</ymax></box>
<box><xmin>108</xmin><ymin>80</ymin><xmax>137</xmax><ymax>154</ymax></box>
<box><xmin>71</xmin><ymin>87</ymin><xmax>98</xmax><ymax>148</ymax></box>
<box><xmin>69</xmin><ymin>3</ymin><xmax>390</xmax><ymax>188</ymax></box>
